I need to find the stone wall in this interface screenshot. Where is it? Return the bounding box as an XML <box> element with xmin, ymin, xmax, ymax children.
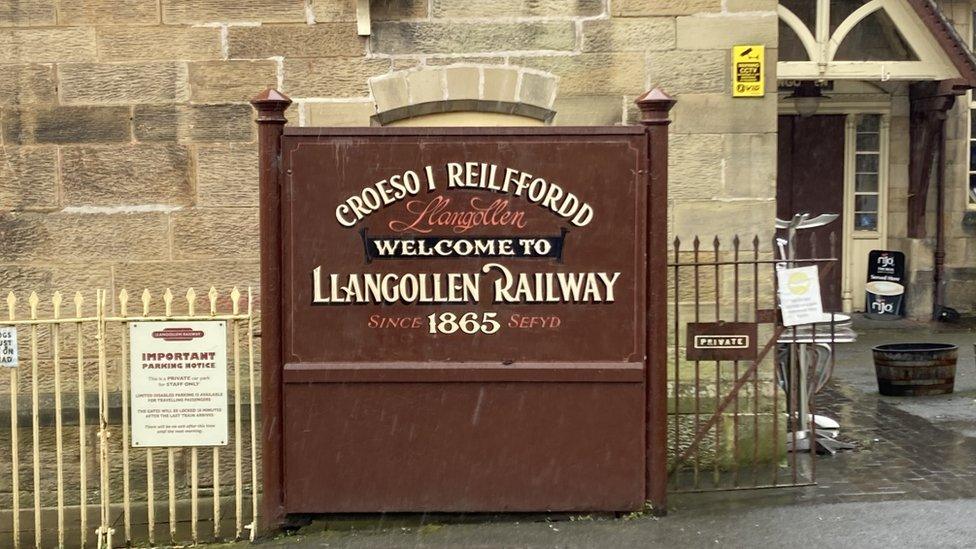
<box><xmin>0</xmin><ymin>0</ymin><xmax>784</xmax><ymax>504</ymax></box>
<box><xmin>0</xmin><ymin>1</ymin><xmax>781</xmax><ymax>314</ymax></box>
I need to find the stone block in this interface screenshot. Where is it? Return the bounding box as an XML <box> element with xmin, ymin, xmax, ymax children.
<box><xmin>518</xmin><ymin>72</ymin><xmax>556</xmax><ymax>108</ymax></box>
<box><xmin>2</xmin><ymin>106</ymin><xmax>131</xmax><ymax>144</ymax></box>
<box><xmin>432</xmin><ymin>0</ymin><xmax>602</xmax><ymax>17</ymax></box>
<box><xmin>672</xmin><ymin>93</ymin><xmax>776</xmax><ymax>134</ymax></box>
<box><xmin>162</xmin><ymin>0</ymin><xmax>306</xmax><ymax>23</ymax></box>
<box><xmin>0</xmin><ymin>28</ymin><xmax>95</xmax><ymax>62</ymax></box>
<box><xmin>60</xmin><ymin>144</ymin><xmax>192</xmax><ymax>207</ymax></box>
<box><xmin>59</xmin><ymin>62</ymin><xmax>186</xmax><ymax>105</ymax></box>
<box><xmin>721</xmin><ymin>133</ymin><xmax>777</xmax><ymax>199</ymax></box>
<box><xmin>0</xmin><ymin>147</ymin><xmax>58</xmax><ymax>211</ymax></box>
<box><xmin>134</xmin><ymin>104</ymin><xmax>255</xmax><ymax>143</ymax></box>
<box><xmin>648</xmin><ymin>49</ymin><xmax>726</xmax><ymax>95</ymax></box>
<box><xmin>726</xmin><ymin>0</ymin><xmax>777</xmax><ymax>10</ymax></box>
<box><xmin>582</xmin><ymin>18</ymin><xmax>675</xmax><ymax>52</ymax></box>
<box><xmin>673</xmin><ymin>200</ymin><xmax>776</xmax><ymax>242</ymax></box>
<box><xmin>670</xmin><ymin>134</ymin><xmax>722</xmax><ymax>200</ymax></box>
<box><xmin>313</xmin><ymin>0</ymin><xmax>428</xmax><ymax>21</ymax></box>
<box><xmin>195</xmin><ymin>143</ymin><xmax>259</xmax><ymax>207</ymax></box>
<box><xmin>551</xmin><ymin>95</ymin><xmax>622</xmax><ymax>125</ymax></box>
<box><xmin>406</xmin><ymin>69</ymin><xmax>445</xmax><ymax>104</ymax></box>
<box><xmin>305</xmin><ymin>102</ymin><xmax>376</xmax><ymax>126</ymax></box>
<box><xmin>612</xmin><ymin>0</ymin><xmax>720</xmax><ymax>16</ymax></box>
<box><xmin>511</xmin><ymin>53</ymin><xmax>645</xmax><ymax>96</ymax></box>
<box><xmin>0</xmin><ymin>212</ymin><xmax>169</xmax><ymax>262</ymax></box>
<box><xmin>676</xmin><ymin>14</ymin><xmax>777</xmax><ymax>49</ymax></box>
<box><xmin>482</xmin><ymin>68</ymin><xmax>518</xmax><ymax>102</ymax></box>
<box><xmin>58</xmin><ymin>0</ymin><xmax>160</xmax><ymax>25</ymax></box>
<box><xmin>227</xmin><ymin>24</ymin><xmax>363</xmax><ymax>58</ymax></box>
<box><xmin>0</xmin><ymin>64</ymin><xmax>56</xmax><ymax>106</ymax></box>
<box><xmin>426</xmin><ymin>57</ymin><xmax>505</xmax><ymax>67</ymax></box>
<box><xmin>0</xmin><ymin>0</ymin><xmax>56</xmax><ymax>26</ymax></box>
<box><xmin>371</xmin><ymin>21</ymin><xmax>575</xmax><ymax>55</ymax></box>
<box><xmin>171</xmin><ymin>209</ymin><xmax>259</xmax><ymax>260</ymax></box>
<box><xmin>283</xmin><ymin>58</ymin><xmax>390</xmax><ymax>98</ymax></box>
<box><xmin>444</xmin><ymin>67</ymin><xmax>480</xmax><ymax>100</ymax></box>
<box><xmin>97</xmin><ymin>26</ymin><xmax>221</xmax><ymax>61</ymax></box>
<box><xmin>369</xmin><ymin>74</ymin><xmax>409</xmax><ymax>112</ymax></box>
<box><xmin>188</xmin><ymin>61</ymin><xmax>278</xmax><ymax>103</ymax></box>
<box><xmin>113</xmin><ymin>260</ymin><xmax>260</xmax><ymax>306</ymax></box>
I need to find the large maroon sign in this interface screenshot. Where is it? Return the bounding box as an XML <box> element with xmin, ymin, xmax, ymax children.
<box><xmin>285</xmin><ymin>136</ymin><xmax>643</xmax><ymax>363</ymax></box>
<box><xmin>254</xmin><ymin>89</ymin><xmax>673</xmax><ymax>525</ymax></box>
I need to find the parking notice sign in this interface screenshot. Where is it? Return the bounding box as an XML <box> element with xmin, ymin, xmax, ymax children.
<box><xmin>129</xmin><ymin>321</ymin><xmax>228</xmax><ymax>447</ymax></box>
<box><xmin>732</xmin><ymin>45</ymin><xmax>764</xmax><ymax>97</ymax></box>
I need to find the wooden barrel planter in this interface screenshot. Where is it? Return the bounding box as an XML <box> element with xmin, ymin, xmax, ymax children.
<box><xmin>872</xmin><ymin>343</ymin><xmax>958</xmax><ymax>396</ymax></box>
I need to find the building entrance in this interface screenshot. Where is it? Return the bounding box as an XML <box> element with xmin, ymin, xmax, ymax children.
<box><xmin>777</xmin><ymin>115</ymin><xmax>846</xmax><ymax>311</ymax></box>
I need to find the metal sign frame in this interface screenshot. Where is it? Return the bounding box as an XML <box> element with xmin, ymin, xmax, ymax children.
<box><xmin>252</xmin><ymin>88</ymin><xmax>674</xmax><ymax>529</ymax></box>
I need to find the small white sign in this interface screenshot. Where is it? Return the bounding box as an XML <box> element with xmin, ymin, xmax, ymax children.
<box><xmin>777</xmin><ymin>266</ymin><xmax>824</xmax><ymax>327</ymax></box>
<box><xmin>129</xmin><ymin>321</ymin><xmax>228</xmax><ymax>447</ymax></box>
<box><xmin>0</xmin><ymin>327</ymin><xmax>18</xmax><ymax>368</ymax></box>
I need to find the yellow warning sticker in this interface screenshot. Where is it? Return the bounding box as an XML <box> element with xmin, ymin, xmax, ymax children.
<box><xmin>732</xmin><ymin>45</ymin><xmax>764</xmax><ymax>97</ymax></box>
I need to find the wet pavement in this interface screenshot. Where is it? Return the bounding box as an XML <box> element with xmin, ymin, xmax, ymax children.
<box><xmin>248</xmin><ymin>317</ymin><xmax>976</xmax><ymax>548</ymax></box>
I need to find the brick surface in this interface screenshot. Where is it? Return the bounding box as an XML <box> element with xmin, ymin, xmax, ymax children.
<box><xmin>134</xmin><ymin>104</ymin><xmax>255</xmax><ymax>143</ymax></box>
<box><xmin>113</xmin><ymin>259</ymin><xmax>260</xmax><ymax>297</ymax></box>
<box><xmin>313</xmin><ymin>0</ymin><xmax>428</xmax><ymax>21</ymax></box>
<box><xmin>97</xmin><ymin>26</ymin><xmax>222</xmax><ymax>61</ymax></box>
<box><xmin>672</xmin><ymin>93</ymin><xmax>777</xmax><ymax>134</ymax></box>
<box><xmin>511</xmin><ymin>53</ymin><xmax>645</xmax><ymax>96</ymax></box>
<box><xmin>171</xmin><ymin>208</ymin><xmax>259</xmax><ymax>260</ymax></box>
<box><xmin>669</xmin><ymin>134</ymin><xmax>722</xmax><ymax>199</ymax></box>
<box><xmin>162</xmin><ymin>0</ymin><xmax>306</xmax><ymax>23</ymax></box>
<box><xmin>432</xmin><ymin>0</ymin><xmax>603</xmax><ymax>17</ymax></box>
<box><xmin>0</xmin><ymin>28</ymin><xmax>95</xmax><ymax>62</ymax></box>
<box><xmin>0</xmin><ymin>0</ymin><xmax>56</xmax><ymax>26</ymax></box>
<box><xmin>647</xmin><ymin>49</ymin><xmax>726</xmax><ymax>94</ymax></box>
<box><xmin>551</xmin><ymin>95</ymin><xmax>623</xmax><ymax>125</ymax></box>
<box><xmin>612</xmin><ymin>0</ymin><xmax>721</xmax><ymax>16</ymax></box>
<box><xmin>188</xmin><ymin>61</ymin><xmax>278</xmax><ymax>103</ymax></box>
<box><xmin>61</xmin><ymin>145</ymin><xmax>192</xmax><ymax>206</ymax></box>
<box><xmin>283</xmin><ymin>58</ymin><xmax>391</xmax><ymax>98</ymax></box>
<box><xmin>59</xmin><ymin>62</ymin><xmax>186</xmax><ymax>105</ymax></box>
<box><xmin>0</xmin><ymin>147</ymin><xmax>59</xmax><ymax>211</ymax></box>
<box><xmin>227</xmin><ymin>24</ymin><xmax>363</xmax><ymax>58</ymax></box>
<box><xmin>676</xmin><ymin>14</ymin><xmax>777</xmax><ymax>49</ymax></box>
<box><xmin>305</xmin><ymin>102</ymin><xmax>376</xmax><ymax>126</ymax></box>
<box><xmin>2</xmin><ymin>106</ymin><xmax>131</xmax><ymax>144</ymax></box>
<box><xmin>371</xmin><ymin>21</ymin><xmax>576</xmax><ymax>54</ymax></box>
<box><xmin>195</xmin><ymin>143</ymin><xmax>259</xmax><ymax>207</ymax></box>
<box><xmin>582</xmin><ymin>18</ymin><xmax>675</xmax><ymax>52</ymax></box>
<box><xmin>58</xmin><ymin>0</ymin><xmax>160</xmax><ymax>25</ymax></box>
<box><xmin>0</xmin><ymin>64</ymin><xmax>56</xmax><ymax>106</ymax></box>
<box><xmin>0</xmin><ymin>212</ymin><xmax>169</xmax><ymax>262</ymax></box>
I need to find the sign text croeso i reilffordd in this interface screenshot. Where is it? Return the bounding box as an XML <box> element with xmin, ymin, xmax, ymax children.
<box><xmin>312</xmin><ymin>162</ymin><xmax>621</xmax><ymax>335</ymax></box>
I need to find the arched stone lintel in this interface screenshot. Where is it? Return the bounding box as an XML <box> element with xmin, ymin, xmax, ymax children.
<box><xmin>369</xmin><ymin>65</ymin><xmax>558</xmax><ymax>124</ymax></box>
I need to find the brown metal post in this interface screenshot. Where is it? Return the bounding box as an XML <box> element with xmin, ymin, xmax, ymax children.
<box><xmin>636</xmin><ymin>88</ymin><xmax>675</xmax><ymax>515</ymax></box>
<box><xmin>251</xmin><ymin>88</ymin><xmax>292</xmax><ymax>532</ymax></box>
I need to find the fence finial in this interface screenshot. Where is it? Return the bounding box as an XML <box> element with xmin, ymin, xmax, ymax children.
<box><xmin>635</xmin><ymin>88</ymin><xmax>676</xmax><ymax>126</ymax></box>
<box><xmin>52</xmin><ymin>291</ymin><xmax>63</xmax><ymax>319</ymax></box>
<box><xmin>209</xmin><ymin>287</ymin><xmax>219</xmax><ymax>316</ymax></box>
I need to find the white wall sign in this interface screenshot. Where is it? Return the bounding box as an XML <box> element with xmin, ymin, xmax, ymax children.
<box><xmin>777</xmin><ymin>266</ymin><xmax>824</xmax><ymax>327</ymax></box>
<box><xmin>0</xmin><ymin>327</ymin><xmax>18</xmax><ymax>368</ymax></box>
<box><xmin>129</xmin><ymin>321</ymin><xmax>228</xmax><ymax>447</ymax></box>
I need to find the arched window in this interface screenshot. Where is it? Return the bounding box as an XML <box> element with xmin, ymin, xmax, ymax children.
<box><xmin>778</xmin><ymin>0</ymin><xmax>957</xmax><ymax>80</ymax></box>
<box><xmin>369</xmin><ymin>66</ymin><xmax>555</xmax><ymax>127</ymax></box>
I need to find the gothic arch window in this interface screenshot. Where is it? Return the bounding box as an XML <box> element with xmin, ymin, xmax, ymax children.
<box><xmin>778</xmin><ymin>0</ymin><xmax>958</xmax><ymax>80</ymax></box>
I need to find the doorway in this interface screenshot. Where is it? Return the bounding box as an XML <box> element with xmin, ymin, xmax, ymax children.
<box><xmin>777</xmin><ymin>115</ymin><xmax>846</xmax><ymax>311</ymax></box>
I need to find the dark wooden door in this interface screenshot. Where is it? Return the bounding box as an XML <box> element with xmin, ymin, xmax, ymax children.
<box><xmin>777</xmin><ymin>115</ymin><xmax>845</xmax><ymax>311</ymax></box>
